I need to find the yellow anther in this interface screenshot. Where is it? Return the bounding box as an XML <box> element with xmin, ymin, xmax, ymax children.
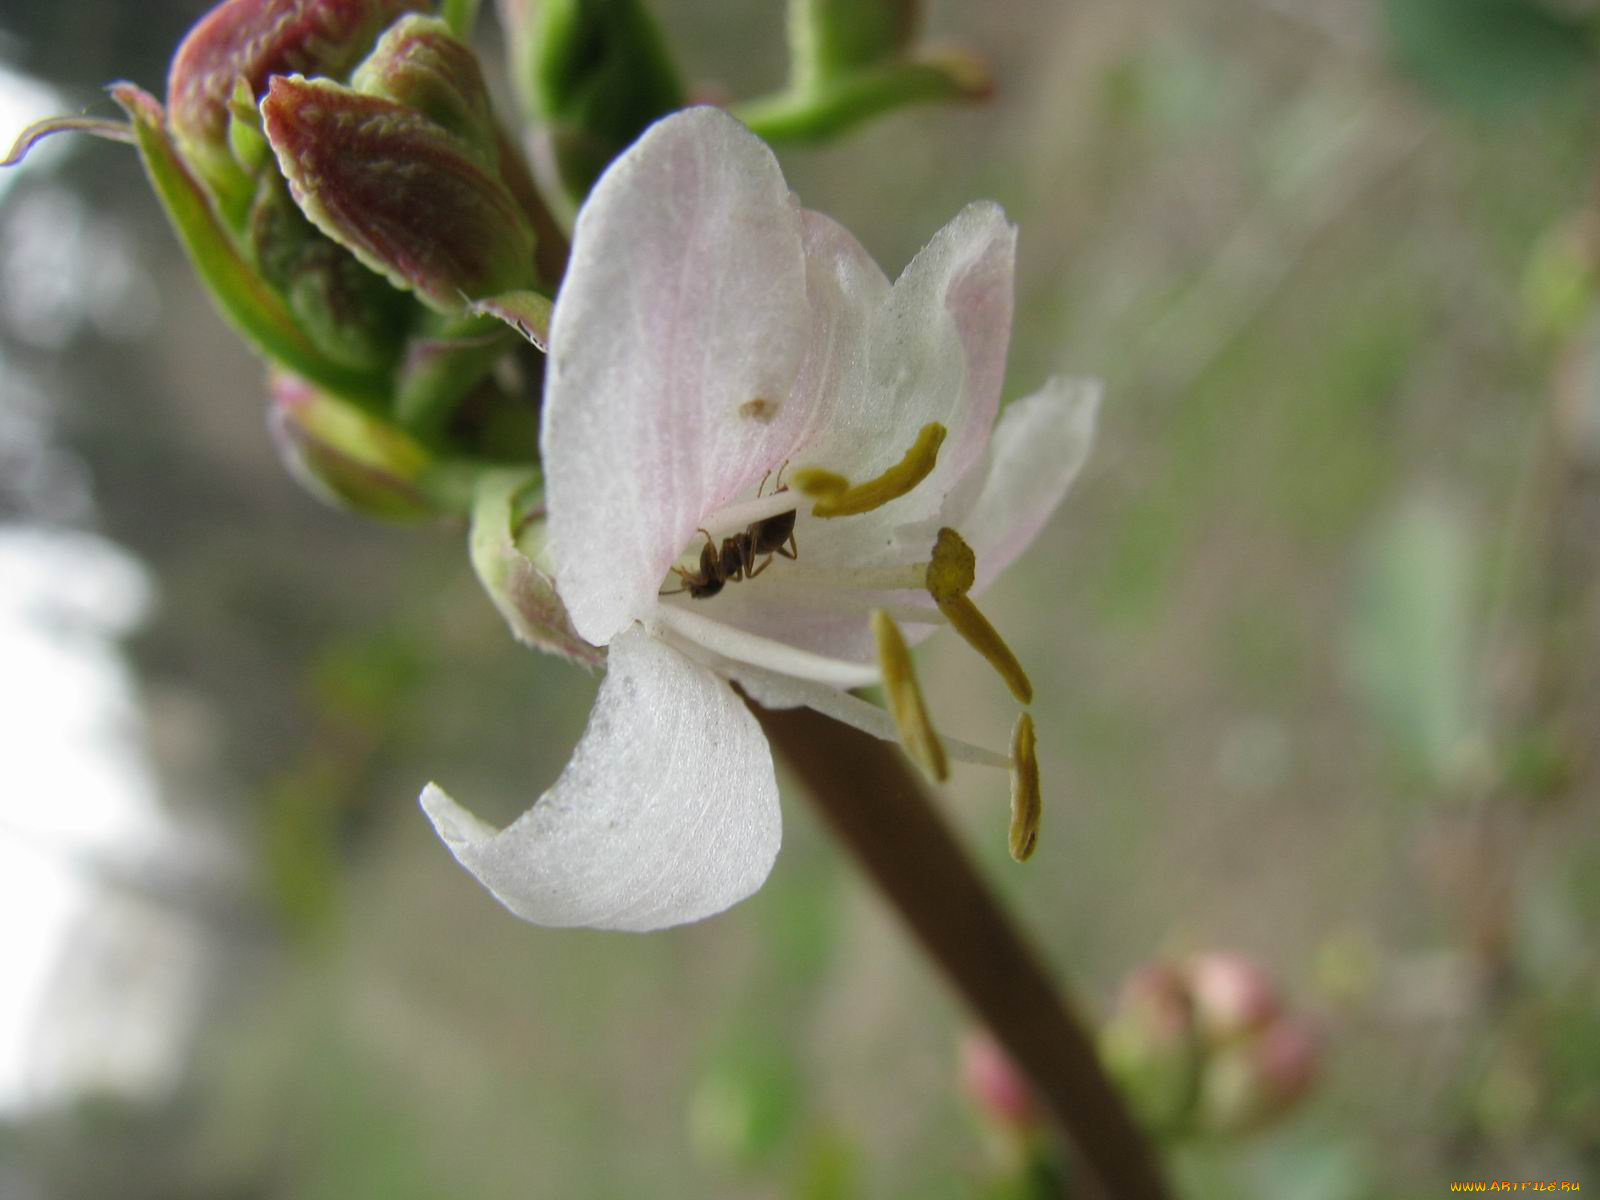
<box><xmin>871</xmin><ymin>609</ymin><xmax>949</xmax><ymax>783</ymax></box>
<box><xmin>790</xmin><ymin>466</ymin><xmax>849</xmax><ymax>499</ymax></box>
<box><xmin>926</xmin><ymin>526</ymin><xmax>976</xmax><ymax>602</ymax></box>
<box><xmin>1008</xmin><ymin>712</ymin><xmax>1041</xmax><ymax>862</ymax></box>
<box><xmin>925</xmin><ymin>527</ymin><xmax>1033</xmax><ymax>705</ymax></box>
<box><xmin>793</xmin><ymin>422</ymin><xmax>947</xmax><ymax>518</ymax></box>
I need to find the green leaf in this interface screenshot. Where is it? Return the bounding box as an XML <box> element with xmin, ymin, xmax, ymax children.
<box><xmin>110</xmin><ymin>83</ymin><xmax>389</xmax><ymax>404</ymax></box>
<box><xmin>1384</xmin><ymin>0</ymin><xmax>1596</xmax><ymax>114</ymax></box>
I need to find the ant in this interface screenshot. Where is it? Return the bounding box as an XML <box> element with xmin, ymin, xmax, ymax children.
<box><xmin>663</xmin><ymin>467</ymin><xmax>799</xmax><ymax>600</ymax></box>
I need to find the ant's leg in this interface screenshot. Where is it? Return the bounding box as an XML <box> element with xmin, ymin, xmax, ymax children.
<box><xmin>775</xmin><ymin>530</ymin><xmax>799</xmax><ymax>560</ymax></box>
<box><xmin>746</xmin><ymin>553</ymin><xmax>774</xmax><ymax>579</ymax></box>
<box><xmin>755</xmin><ymin>468</ymin><xmax>772</xmax><ymax>499</ymax></box>
<box><xmin>773</xmin><ymin>460</ymin><xmax>790</xmax><ymax>493</ymax></box>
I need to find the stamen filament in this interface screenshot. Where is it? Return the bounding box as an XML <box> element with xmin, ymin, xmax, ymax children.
<box><xmin>770</xmin><ymin>587</ymin><xmax>946</xmax><ymax>627</ymax></box>
<box><xmin>701</xmin><ymin>490</ymin><xmax>803</xmax><ymax>539</ymax></box>
<box><xmin>736</xmin><ymin>663</ymin><xmax>1012</xmax><ymax>770</ymax></box>
<box><xmin>794</xmin><ymin>422</ymin><xmax>947</xmax><ymax>518</ymax></box>
<box><xmin>926</xmin><ymin>528</ymin><xmax>1034</xmax><ymax>705</ymax></box>
<box><xmin>871</xmin><ymin>610</ymin><xmax>949</xmax><ymax>783</ymax></box>
<box><xmin>1009</xmin><ymin>712</ymin><xmax>1041</xmax><ymax>862</ymax></box>
<box><xmin>776</xmin><ymin>560</ymin><xmax>934</xmax><ymax>592</ymax></box>
<box><xmin>651</xmin><ymin>604</ymin><xmax>879</xmax><ymax>689</ymax></box>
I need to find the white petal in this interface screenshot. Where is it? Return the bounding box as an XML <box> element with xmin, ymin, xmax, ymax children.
<box><xmin>543</xmin><ymin>107</ymin><xmax>811</xmax><ymax>647</ymax></box>
<box><xmin>795</xmin><ymin>201</ymin><xmax>1016</xmax><ymax>515</ymax></box>
<box><xmin>785</xmin><ymin>209</ymin><xmax>891</xmax><ymax>454</ymax></box>
<box><xmin>420</xmin><ymin>626</ymin><xmax>781</xmax><ymax>932</ymax></box>
<box><xmin>945</xmin><ymin>377</ymin><xmax>1100</xmax><ymax>592</ymax></box>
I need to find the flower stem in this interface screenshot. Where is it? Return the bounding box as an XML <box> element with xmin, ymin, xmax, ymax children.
<box><xmin>758</xmin><ymin>705</ymin><xmax>1173</xmax><ymax>1200</ymax></box>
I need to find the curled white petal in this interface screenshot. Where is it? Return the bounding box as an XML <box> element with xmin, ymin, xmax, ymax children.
<box><xmin>544</xmin><ymin>107</ymin><xmax>812</xmax><ymax>647</ymax></box>
<box><xmin>420</xmin><ymin>626</ymin><xmax>781</xmax><ymax>932</ymax></box>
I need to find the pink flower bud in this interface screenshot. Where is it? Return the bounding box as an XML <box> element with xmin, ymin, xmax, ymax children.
<box><xmin>167</xmin><ymin>0</ymin><xmax>428</xmax><ymax>192</ymax></box>
<box><xmin>1195</xmin><ymin>1018</ymin><xmax>1320</xmax><ymax>1133</ymax></box>
<box><xmin>1186</xmin><ymin>951</ymin><xmax>1282</xmax><ymax>1044</ymax></box>
<box><xmin>261</xmin><ymin>75</ymin><xmax>538</xmax><ymax>312</ymax></box>
<box><xmin>959</xmin><ymin>1031</ymin><xmax>1039</xmax><ymax>1133</ymax></box>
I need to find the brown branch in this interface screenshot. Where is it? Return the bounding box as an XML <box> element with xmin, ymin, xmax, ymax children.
<box><xmin>758</xmin><ymin>705</ymin><xmax>1174</xmax><ymax>1200</ymax></box>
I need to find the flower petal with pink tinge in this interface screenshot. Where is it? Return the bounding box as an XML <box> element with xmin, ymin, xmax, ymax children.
<box><xmin>420</xmin><ymin>626</ymin><xmax>781</xmax><ymax>932</ymax></box>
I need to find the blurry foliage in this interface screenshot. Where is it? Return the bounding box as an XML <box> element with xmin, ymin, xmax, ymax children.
<box><xmin>262</xmin><ymin>633</ymin><xmax>427</xmax><ymax>937</ymax></box>
<box><xmin>1346</xmin><ymin>493</ymin><xmax>1483</xmax><ymax>787</ymax></box>
<box><xmin>1384</xmin><ymin>0</ymin><xmax>1597</xmax><ymax>114</ymax></box>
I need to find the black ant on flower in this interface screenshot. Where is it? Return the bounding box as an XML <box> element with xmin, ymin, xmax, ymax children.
<box><xmin>662</xmin><ymin>466</ymin><xmax>799</xmax><ymax>600</ymax></box>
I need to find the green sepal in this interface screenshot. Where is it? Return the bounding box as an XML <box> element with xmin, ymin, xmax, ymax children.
<box><xmin>2</xmin><ymin>114</ymin><xmax>135</xmax><ymax>167</ymax></box>
<box><xmin>225</xmin><ymin>76</ymin><xmax>271</xmax><ymax>178</ymax></box>
<box><xmin>469</xmin><ymin>470</ymin><xmax>604</xmax><ymax>665</ymax></box>
<box><xmin>393</xmin><ymin>313</ymin><xmax>515</xmax><ymax>436</ymax></box>
<box><xmin>246</xmin><ymin>172</ymin><xmax>410</xmax><ymax>378</ymax></box>
<box><xmin>270</xmin><ymin>369</ymin><xmax>439</xmax><ymax>519</ymax></box>
<box><xmin>468</xmin><ymin>289</ymin><xmax>554</xmax><ymax>349</ymax></box>
<box><xmin>736</xmin><ymin>50</ymin><xmax>991</xmax><ymax>144</ymax></box>
<box><xmin>111</xmin><ymin>82</ymin><xmax>389</xmax><ymax>404</ymax></box>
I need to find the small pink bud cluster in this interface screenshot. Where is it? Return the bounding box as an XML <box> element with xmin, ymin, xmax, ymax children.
<box><xmin>961</xmin><ymin>951</ymin><xmax>1319</xmax><ymax>1143</ymax></box>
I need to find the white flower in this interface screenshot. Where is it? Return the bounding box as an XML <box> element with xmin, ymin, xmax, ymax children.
<box><xmin>422</xmin><ymin>107</ymin><xmax>1098</xmax><ymax>931</ymax></box>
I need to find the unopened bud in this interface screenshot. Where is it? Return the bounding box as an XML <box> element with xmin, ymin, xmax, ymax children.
<box><xmin>351</xmin><ymin>15</ymin><xmax>499</xmax><ymax>155</ymax></box>
<box><xmin>1195</xmin><ymin>1019</ymin><xmax>1319</xmax><ymax>1134</ymax></box>
<box><xmin>1099</xmin><ymin>963</ymin><xmax>1200</xmax><ymax>1133</ymax></box>
<box><xmin>247</xmin><ymin>176</ymin><xmax>407</xmax><ymax>374</ymax></box>
<box><xmin>958</xmin><ymin>1031</ymin><xmax>1039</xmax><ymax>1134</ymax></box>
<box><xmin>167</xmin><ymin>0</ymin><xmax>427</xmax><ymax>198</ymax></box>
<box><xmin>269</xmin><ymin>370</ymin><xmax>436</xmax><ymax>519</ymax></box>
<box><xmin>1186</xmin><ymin>951</ymin><xmax>1282</xmax><ymax>1045</ymax></box>
<box><xmin>261</xmin><ymin>74</ymin><xmax>538</xmax><ymax>312</ymax></box>
<box><xmin>469</xmin><ymin>473</ymin><xmax>603</xmax><ymax>666</ymax></box>
<box><xmin>497</xmin><ymin>0</ymin><xmax>685</xmax><ymax>202</ymax></box>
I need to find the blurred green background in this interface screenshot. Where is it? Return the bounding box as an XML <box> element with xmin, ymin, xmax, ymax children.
<box><xmin>1</xmin><ymin>0</ymin><xmax>1598</xmax><ymax>1196</ymax></box>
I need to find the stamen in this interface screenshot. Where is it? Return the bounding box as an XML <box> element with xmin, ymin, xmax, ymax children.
<box><xmin>925</xmin><ymin>528</ymin><xmax>1034</xmax><ymax>705</ymax></box>
<box><xmin>871</xmin><ymin>610</ymin><xmax>949</xmax><ymax>783</ymax></box>
<box><xmin>793</xmin><ymin>423</ymin><xmax>947</xmax><ymax>518</ymax></box>
<box><xmin>1008</xmin><ymin>712</ymin><xmax>1041</xmax><ymax>862</ymax></box>
<box><xmin>651</xmin><ymin>605</ymin><xmax>879</xmax><ymax>690</ymax></box>
<box><xmin>702</xmin><ymin>489</ymin><xmax>802</xmax><ymax>540</ymax></box>
<box><xmin>729</xmin><ymin>659</ymin><xmax>1013</xmax><ymax>770</ymax></box>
